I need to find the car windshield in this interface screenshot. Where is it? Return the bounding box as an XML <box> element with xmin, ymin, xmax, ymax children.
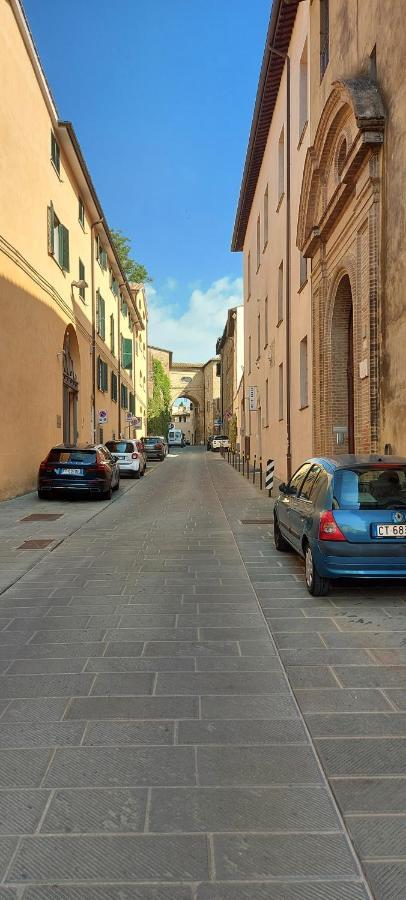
<box><xmin>48</xmin><ymin>449</ymin><xmax>96</xmax><ymax>465</ymax></box>
<box><xmin>105</xmin><ymin>442</ymin><xmax>133</xmax><ymax>453</ymax></box>
<box><xmin>333</xmin><ymin>467</ymin><xmax>406</xmax><ymax>509</ymax></box>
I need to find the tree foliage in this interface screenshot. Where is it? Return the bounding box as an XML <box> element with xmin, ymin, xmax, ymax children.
<box><xmin>110</xmin><ymin>228</ymin><xmax>152</xmax><ymax>284</ymax></box>
<box><xmin>147</xmin><ymin>358</ymin><xmax>171</xmax><ymax>435</ymax></box>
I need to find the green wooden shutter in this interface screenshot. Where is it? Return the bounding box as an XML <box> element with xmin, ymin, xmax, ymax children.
<box><xmin>99</xmin><ymin>295</ymin><xmax>105</xmax><ymax>340</ymax></box>
<box><xmin>59</xmin><ymin>225</ymin><xmax>69</xmax><ymax>271</ymax></box>
<box><xmin>96</xmin><ymin>291</ymin><xmax>100</xmax><ymax>334</ymax></box>
<box><xmin>122</xmin><ymin>337</ymin><xmax>132</xmax><ymax>370</ymax></box>
<box><xmin>47</xmin><ymin>204</ymin><xmax>54</xmax><ymax>254</ymax></box>
<box><xmin>110</xmin><ymin>314</ymin><xmax>115</xmax><ymax>354</ymax></box>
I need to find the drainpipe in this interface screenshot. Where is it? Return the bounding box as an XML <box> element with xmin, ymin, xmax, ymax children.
<box><xmin>118</xmin><ymin>288</ymin><xmax>124</xmax><ymax>439</ymax></box>
<box><xmin>90</xmin><ymin>218</ymin><xmax>103</xmax><ymax>443</ymax></box>
<box><xmin>269</xmin><ymin>43</ymin><xmax>292</xmax><ymax>480</ymax></box>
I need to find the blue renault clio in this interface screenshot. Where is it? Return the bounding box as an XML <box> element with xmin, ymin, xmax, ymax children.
<box><xmin>273</xmin><ymin>455</ymin><xmax>406</xmax><ymax>596</ymax></box>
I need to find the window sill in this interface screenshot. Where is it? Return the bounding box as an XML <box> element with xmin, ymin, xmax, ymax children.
<box><xmin>298</xmin><ymin>277</ymin><xmax>308</xmax><ymax>294</ymax></box>
<box><xmin>297</xmin><ymin>120</ymin><xmax>308</xmax><ymax>150</ymax></box>
<box><xmin>299</xmin><ymin>403</ymin><xmax>309</xmax><ymax>411</ymax></box>
<box><xmin>262</xmin><ymin>240</ymin><xmax>268</xmax><ymax>254</ymax></box>
<box><xmin>256</xmin><ymin>264</ymin><xmax>261</xmax><ymax>274</ymax></box>
<box><xmin>264</xmin><ymin>342</ymin><xmax>268</xmax><ymax>350</ymax></box>
<box><xmin>246</xmin><ymin>293</ymin><xmax>251</xmax><ymax>303</ymax></box>
<box><xmin>49</xmin><ymin>252</ymin><xmax>66</xmax><ymax>276</ymax></box>
<box><xmin>276</xmin><ymin>318</ymin><xmax>283</xmax><ymax>328</ymax></box>
<box><xmin>278</xmin><ymin>417</ymin><xmax>284</xmax><ymax>422</ymax></box>
<box><xmin>276</xmin><ymin>193</ymin><xmax>285</xmax><ymax>213</ymax></box>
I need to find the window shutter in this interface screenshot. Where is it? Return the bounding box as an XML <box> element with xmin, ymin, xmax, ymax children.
<box><xmin>47</xmin><ymin>204</ymin><xmax>54</xmax><ymax>254</ymax></box>
<box><xmin>122</xmin><ymin>337</ymin><xmax>132</xmax><ymax>370</ymax></box>
<box><xmin>97</xmin><ymin>356</ymin><xmax>101</xmax><ymax>390</ymax></box>
<box><xmin>99</xmin><ymin>295</ymin><xmax>105</xmax><ymax>340</ymax></box>
<box><xmin>59</xmin><ymin>225</ymin><xmax>70</xmax><ymax>272</ymax></box>
<box><xmin>96</xmin><ymin>291</ymin><xmax>100</xmax><ymax>334</ymax></box>
<box><xmin>110</xmin><ymin>314</ymin><xmax>115</xmax><ymax>354</ymax></box>
<box><xmin>103</xmin><ymin>361</ymin><xmax>108</xmax><ymax>391</ymax></box>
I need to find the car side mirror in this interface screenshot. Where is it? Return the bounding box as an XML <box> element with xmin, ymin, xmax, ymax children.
<box><xmin>279</xmin><ymin>483</ymin><xmax>287</xmax><ymax>494</ymax></box>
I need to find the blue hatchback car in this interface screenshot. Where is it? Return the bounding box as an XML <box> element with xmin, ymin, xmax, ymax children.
<box><xmin>273</xmin><ymin>455</ymin><xmax>406</xmax><ymax>595</ymax></box>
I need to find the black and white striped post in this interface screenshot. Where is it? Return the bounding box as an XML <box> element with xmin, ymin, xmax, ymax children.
<box><xmin>265</xmin><ymin>459</ymin><xmax>275</xmax><ymax>497</ymax></box>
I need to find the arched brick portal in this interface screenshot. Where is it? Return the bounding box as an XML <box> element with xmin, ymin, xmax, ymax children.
<box><xmin>148</xmin><ymin>347</ymin><xmax>206</xmax><ymax>443</ymax></box>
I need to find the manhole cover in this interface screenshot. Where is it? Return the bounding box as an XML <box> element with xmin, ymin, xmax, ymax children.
<box><xmin>20</xmin><ymin>514</ymin><xmax>63</xmax><ymax>522</ymax></box>
<box><xmin>240</xmin><ymin>519</ymin><xmax>273</xmax><ymax>525</ymax></box>
<box><xmin>17</xmin><ymin>539</ymin><xmax>54</xmax><ymax>550</ymax></box>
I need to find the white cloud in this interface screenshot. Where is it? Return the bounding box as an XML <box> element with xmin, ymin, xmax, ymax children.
<box><xmin>147</xmin><ymin>276</ymin><xmax>243</xmax><ymax>363</ymax></box>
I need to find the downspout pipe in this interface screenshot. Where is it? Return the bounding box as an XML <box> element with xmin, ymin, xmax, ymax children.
<box><xmin>269</xmin><ymin>43</ymin><xmax>292</xmax><ymax>480</ymax></box>
<box><xmin>90</xmin><ymin>218</ymin><xmax>103</xmax><ymax>443</ymax></box>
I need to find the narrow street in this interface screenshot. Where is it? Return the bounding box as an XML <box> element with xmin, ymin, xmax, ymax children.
<box><xmin>1</xmin><ymin>448</ymin><xmax>406</xmax><ymax>898</ymax></box>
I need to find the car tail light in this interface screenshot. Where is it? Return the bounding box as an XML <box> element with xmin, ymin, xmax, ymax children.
<box><xmin>132</xmin><ymin>452</ymin><xmax>139</xmax><ymax>460</ymax></box>
<box><xmin>319</xmin><ymin>510</ymin><xmax>346</xmax><ymax>541</ymax></box>
<box><xmin>39</xmin><ymin>459</ymin><xmax>48</xmax><ymax>471</ymax></box>
<box><xmin>155</xmin><ymin>443</ymin><xmax>163</xmax><ymax>450</ymax></box>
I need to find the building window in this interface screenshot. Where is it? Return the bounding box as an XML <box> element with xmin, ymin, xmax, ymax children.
<box><xmin>279</xmin><ymin>363</ymin><xmax>284</xmax><ymax>420</ymax></box>
<box><xmin>248</xmin><ymin>335</ymin><xmax>252</xmax><ymax>374</ymax></box>
<box><xmin>111</xmin><ymin>274</ymin><xmax>119</xmax><ymax>297</ymax></box>
<box><xmin>121</xmin><ymin>336</ymin><xmax>133</xmax><ymax>371</ymax></box>
<box><xmin>278</xmin><ymin>261</ymin><xmax>284</xmax><ymax>323</ymax></box>
<box><xmin>110</xmin><ymin>314</ymin><xmax>115</xmax><ymax>355</ymax></box>
<box><xmin>96</xmin><ymin>291</ymin><xmax>105</xmax><ymax>340</ymax></box>
<box><xmin>216</xmin><ymin>361</ymin><xmax>221</xmax><ymax>377</ymax></box>
<box><xmin>121</xmin><ymin>384</ymin><xmax>128</xmax><ymax>408</ymax></box>
<box><xmin>257</xmin><ymin>313</ymin><xmax>261</xmax><ymax>360</ymax></box>
<box><xmin>78</xmin><ymin>197</ymin><xmax>85</xmax><ymax>228</ymax></box>
<box><xmin>263</xmin><ymin>185</ymin><xmax>268</xmax><ymax>249</ymax></box>
<box><xmin>51</xmin><ymin>132</ymin><xmax>60</xmax><ymax>175</ymax></box>
<box><xmin>300</xmin><ymin>254</ymin><xmax>308</xmax><ymax>288</ymax></box>
<box><xmin>370</xmin><ymin>45</ymin><xmax>377</xmax><ymax>81</ymax></box>
<box><xmin>300</xmin><ymin>336</ymin><xmax>308</xmax><ymax>408</ymax></box>
<box><xmin>96</xmin><ymin>235</ymin><xmax>108</xmax><ymax>270</ymax></box>
<box><xmin>111</xmin><ymin>371</ymin><xmax>118</xmax><ymax>402</ymax></box>
<box><xmin>47</xmin><ymin>204</ymin><xmax>69</xmax><ymax>271</ymax></box>
<box><xmin>256</xmin><ymin>216</ymin><xmax>261</xmax><ymax>271</ymax></box>
<box><xmin>78</xmin><ymin>259</ymin><xmax>85</xmax><ymax>301</ymax></box>
<box><xmin>320</xmin><ymin>0</ymin><xmax>329</xmax><ymax>79</ymax></box>
<box><xmin>278</xmin><ymin>128</ymin><xmax>285</xmax><ymax>203</ymax></box>
<box><xmin>97</xmin><ymin>357</ymin><xmax>108</xmax><ymax>392</ymax></box>
<box><xmin>129</xmin><ymin>392</ymin><xmax>135</xmax><ymax>414</ymax></box>
<box><xmin>265</xmin><ymin>377</ymin><xmax>269</xmax><ymax>426</ymax></box>
<box><xmin>264</xmin><ymin>296</ymin><xmax>268</xmax><ymax>347</ymax></box>
<box><xmin>247</xmin><ymin>251</ymin><xmax>251</xmax><ymax>299</ymax></box>
<box><xmin>121</xmin><ymin>296</ymin><xmax>128</xmax><ymax>317</ymax></box>
<box><xmin>299</xmin><ymin>40</ymin><xmax>308</xmax><ymax>138</ymax></box>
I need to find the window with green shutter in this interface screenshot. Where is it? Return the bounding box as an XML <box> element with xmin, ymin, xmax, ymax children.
<box><xmin>51</xmin><ymin>132</ymin><xmax>60</xmax><ymax>175</ymax></box>
<box><xmin>129</xmin><ymin>392</ymin><xmax>135</xmax><ymax>414</ymax></box>
<box><xmin>121</xmin><ymin>336</ymin><xmax>132</xmax><ymax>370</ymax></box>
<box><xmin>97</xmin><ymin>357</ymin><xmax>108</xmax><ymax>392</ymax></box>
<box><xmin>110</xmin><ymin>314</ymin><xmax>115</xmax><ymax>354</ymax></box>
<box><xmin>78</xmin><ymin>197</ymin><xmax>85</xmax><ymax>227</ymax></box>
<box><xmin>96</xmin><ymin>292</ymin><xmax>105</xmax><ymax>340</ymax></box>
<box><xmin>111</xmin><ymin>371</ymin><xmax>118</xmax><ymax>402</ymax></box>
<box><xmin>111</xmin><ymin>275</ymin><xmax>119</xmax><ymax>297</ymax></box>
<box><xmin>121</xmin><ymin>384</ymin><xmax>128</xmax><ymax>408</ymax></box>
<box><xmin>79</xmin><ymin>259</ymin><xmax>85</xmax><ymax>300</ymax></box>
<box><xmin>47</xmin><ymin>204</ymin><xmax>69</xmax><ymax>271</ymax></box>
<box><xmin>121</xmin><ymin>297</ymin><xmax>128</xmax><ymax>317</ymax></box>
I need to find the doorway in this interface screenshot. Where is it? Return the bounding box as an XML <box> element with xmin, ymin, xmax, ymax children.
<box><xmin>331</xmin><ymin>274</ymin><xmax>354</xmax><ymax>453</ymax></box>
<box><xmin>62</xmin><ymin>328</ymin><xmax>79</xmax><ymax>446</ymax></box>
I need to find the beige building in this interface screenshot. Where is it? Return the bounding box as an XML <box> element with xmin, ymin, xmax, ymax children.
<box><xmin>0</xmin><ymin>0</ymin><xmax>147</xmax><ymax>500</ymax></box>
<box><xmin>203</xmin><ymin>358</ymin><xmax>221</xmax><ymax>442</ymax></box>
<box><xmin>232</xmin><ymin>0</ymin><xmax>311</xmax><ymax>480</ymax></box>
<box><xmin>171</xmin><ymin>401</ymin><xmax>195</xmax><ymax>444</ymax></box>
<box><xmin>297</xmin><ymin>0</ymin><xmax>406</xmax><ymax>458</ymax></box>
<box><xmin>131</xmin><ymin>284</ymin><xmax>148</xmax><ymax>437</ymax></box>
<box><xmin>216</xmin><ymin>306</ymin><xmax>244</xmax><ymax>447</ymax></box>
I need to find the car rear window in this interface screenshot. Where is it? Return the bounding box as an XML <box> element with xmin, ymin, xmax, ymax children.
<box><xmin>145</xmin><ymin>437</ymin><xmax>160</xmax><ymax>444</ymax></box>
<box><xmin>215</xmin><ymin>436</ymin><xmax>228</xmax><ymax>440</ymax></box>
<box><xmin>106</xmin><ymin>441</ymin><xmax>133</xmax><ymax>453</ymax></box>
<box><xmin>333</xmin><ymin>467</ymin><xmax>406</xmax><ymax>510</ymax></box>
<box><xmin>48</xmin><ymin>449</ymin><xmax>96</xmax><ymax>464</ymax></box>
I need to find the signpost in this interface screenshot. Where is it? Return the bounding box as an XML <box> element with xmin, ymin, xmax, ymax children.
<box><xmin>98</xmin><ymin>410</ymin><xmax>107</xmax><ymax>425</ymax></box>
<box><xmin>248</xmin><ymin>386</ymin><xmax>257</xmax><ymax>411</ymax></box>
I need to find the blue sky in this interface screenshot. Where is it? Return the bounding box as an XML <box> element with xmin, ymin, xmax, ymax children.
<box><xmin>25</xmin><ymin>0</ymin><xmax>270</xmax><ymax>361</ymax></box>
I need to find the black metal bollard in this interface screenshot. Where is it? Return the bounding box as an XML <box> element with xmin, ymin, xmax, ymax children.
<box><xmin>246</xmin><ymin>457</ymin><xmax>250</xmax><ymax>480</ymax></box>
<box><xmin>259</xmin><ymin>457</ymin><xmax>263</xmax><ymax>490</ymax></box>
<box><xmin>242</xmin><ymin>455</ymin><xmax>245</xmax><ymax>476</ymax></box>
<box><xmin>253</xmin><ymin>455</ymin><xmax>256</xmax><ymax>484</ymax></box>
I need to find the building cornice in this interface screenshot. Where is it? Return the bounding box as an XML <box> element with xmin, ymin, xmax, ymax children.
<box><xmin>231</xmin><ymin>0</ymin><xmax>300</xmax><ymax>252</ymax></box>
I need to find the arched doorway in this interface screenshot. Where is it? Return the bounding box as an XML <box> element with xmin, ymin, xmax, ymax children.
<box><xmin>62</xmin><ymin>326</ymin><xmax>80</xmax><ymax>445</ymax></box>
<box><xmin>331</xmin><ymin>274</ymin><xmax>354</xmax><ymax>453</ymax></box>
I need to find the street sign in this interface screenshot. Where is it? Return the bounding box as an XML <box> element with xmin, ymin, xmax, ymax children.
<box><xmin>126</xmin><ymin>412</ymin><xmax>133</xmax><ymax>422</ymax></box>
<box><xmin>132</xmin><ymin>416</ymin><xmax>142</xmax><ymax>429</ymax></box>
<box><xmin>98</xmin><ymin>410</ymin><xmax>107</xmax><ymax>425</ymax></box>
<box><xmin>248</xmin><ymin>386</ymin><xmax>257</xmax><ymax>411</ymax></box>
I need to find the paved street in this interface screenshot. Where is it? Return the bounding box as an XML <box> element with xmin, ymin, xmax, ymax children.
<box><xmin>1</xmin><ymin>449</ymin><xmax>406</xmax><ymax>897</ymax></box>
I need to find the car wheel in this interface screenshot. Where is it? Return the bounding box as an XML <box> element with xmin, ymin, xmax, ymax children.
<box><xmin>134</xmin><ymin>469</ymin><xmax>141</xmax><ymax>480</ymax></box>
<box><xmin>160</xmin><ymin>456</ymin><xmax>165</xmax><ymax>462</ymax></box>
<box><xmin>140</xmin><ymin>466</ymin><xmax>145</xmax><ymax>477</ymax></box>
<box><xmin>113</xmin><ymin>474</ymin><xmax>120</xmax><ymax>491</ymax></box>
<box><xmin>102</xmin><ymin>481</ymin><xmax>113</xmax><ymax>501</ymax></box>
<box><xmin>38</xmin><ymin>489</ymin><xmax>47</xmax><ymax>500</ymax></box>
<box><xmin>304</xmin><ymin>543</ymin><xmax>329</xmax><ymax>596</ymax></box>
<box><xmin>274</xmin><ymin>516</ymin><xmax>291</xmax><ymax>552</ymax></box>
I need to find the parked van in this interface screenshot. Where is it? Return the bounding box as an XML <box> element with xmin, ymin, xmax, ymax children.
<box><xmin>168</xmin><ymin>428</ymin><xmax>185</xmax><ymax>447</ymax></box>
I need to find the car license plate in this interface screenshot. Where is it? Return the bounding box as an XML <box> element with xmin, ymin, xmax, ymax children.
<box><xmin>374</xmin><ymin>523</ymin><xmax>406</xmax><ymax>538</ymax></box>
<box><xmin>60</xmin><ymin>468</ymin><xmax>83</xmax><ymax>476</ymax></box>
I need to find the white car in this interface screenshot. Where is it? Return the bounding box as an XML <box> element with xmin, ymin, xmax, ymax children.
<box><xmin>212</xmin><ymin>435</ymin><xmax>230</xmax><ymax>451</ymax></box>
<box><xmin>105</xmin><ymin>439</ymin><xmax>146</xmax><ymax>479</ymax></box>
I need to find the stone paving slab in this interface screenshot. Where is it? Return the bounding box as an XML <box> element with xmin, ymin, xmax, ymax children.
<box><xmin>0</xmin><ymin>450</ymin><xmax>369</xmax><ymax>896</ymax></box>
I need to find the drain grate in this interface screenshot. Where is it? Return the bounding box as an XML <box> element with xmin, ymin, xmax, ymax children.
<box><xmin>20</xmin><ymin>514</ymin><xmax>63</xmax><ymax>522</ymax></box>
<box><xmin>240</xmin><ymin>519</ymin><xmax>273</xmax><ymax>525</ymax></box>
<box><xmin>17</xmin><ymin>539</ymin><xmax>54</xmax><ymax>550</ymax></box>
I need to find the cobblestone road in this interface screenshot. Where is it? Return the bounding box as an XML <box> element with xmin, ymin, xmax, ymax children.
<box><xmin>1</xmin><ymin>447</ymin><xmax>406</xmax><ymax>897</ymax></box>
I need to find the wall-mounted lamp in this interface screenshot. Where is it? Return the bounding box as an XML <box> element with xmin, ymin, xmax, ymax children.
<box><xmin>71</xmin><ymin>279</ymin><xmax>88</xmax><ymax>291</ymax></box>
